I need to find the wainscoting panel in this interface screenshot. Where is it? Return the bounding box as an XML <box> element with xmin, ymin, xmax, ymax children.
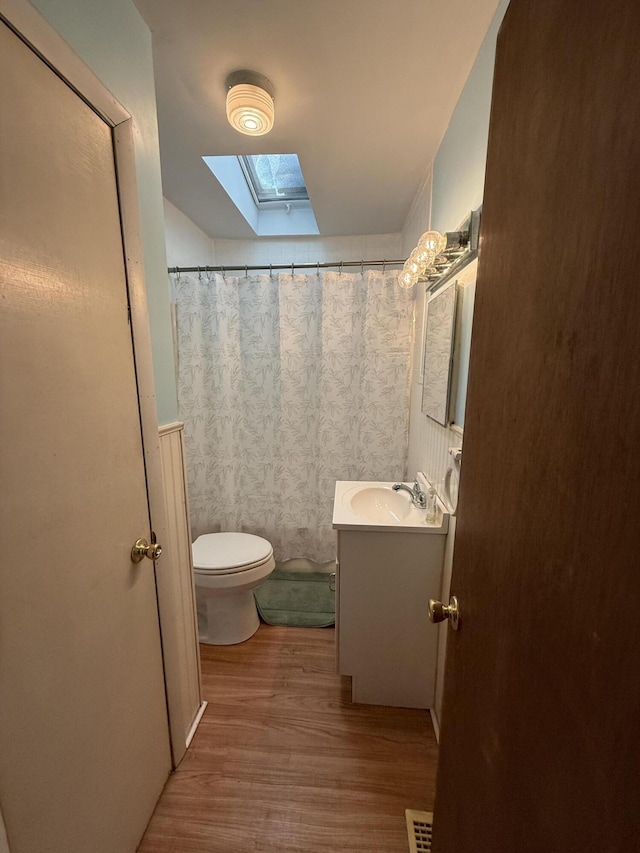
<box><xmin>158</xmin><ymin>422</ymin><xmax>203</xmax><ymax>767</ymax></box>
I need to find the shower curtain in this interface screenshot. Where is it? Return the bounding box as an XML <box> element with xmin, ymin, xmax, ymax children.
<box><xmin>176</xmin><ymin>269</ymin><xmax>413</xmax><ymax>562</ymax></box>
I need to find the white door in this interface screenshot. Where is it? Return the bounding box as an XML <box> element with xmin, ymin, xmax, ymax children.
<box><xmin>0</xmin><ymin>19</ymin><xmax>171</xmax><ymax>853</ymax></box>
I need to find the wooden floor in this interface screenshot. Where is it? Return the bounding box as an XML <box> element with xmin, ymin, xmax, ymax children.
<box><xmin>138</xmin><ymin>625</ymin><xmax>438</xmax><ymax>852</ymax></box>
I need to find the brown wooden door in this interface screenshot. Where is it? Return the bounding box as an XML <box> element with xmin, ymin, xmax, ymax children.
<box><xmin>0</xmin><ymin>19</ymin><xmax>170</xmax><ymax>852</ymax></box>
<box><xmin>432</xmin><ymin>1</ymin><xmax>640</xmax><ymax>851</ymax></box>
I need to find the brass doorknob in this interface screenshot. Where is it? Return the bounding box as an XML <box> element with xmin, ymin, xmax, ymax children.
<box><xmin>131</xmin><ymin>538</ymin><xmax>162</xmax><ymax>563</ymax></box>
<box><xmin>428</xmin><ymin>595</ymin><xmax>460</xmax><ymax>631</ymax></box>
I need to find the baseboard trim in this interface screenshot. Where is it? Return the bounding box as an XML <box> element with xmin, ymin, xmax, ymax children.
<box><xmin>429</xmin><ymin>707</ymin><xmax>440</xmax><ymax>742</ymax></box>
<box><xmin>185</xmin><ymin>701</ymin><xmax>208</xmax><ymax>750</ymax></box>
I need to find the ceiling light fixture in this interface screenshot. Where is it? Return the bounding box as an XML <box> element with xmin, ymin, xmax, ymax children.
<box><xmin>225</xmin><ymin>70</ymin><xmax>275</xmax><ymax>136</ymax></box>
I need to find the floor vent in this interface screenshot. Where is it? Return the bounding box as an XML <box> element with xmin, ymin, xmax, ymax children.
<box><xmin>405</xmin><ymin>809</ymin><xmax>433</xmax><ymax>852</ymax></box>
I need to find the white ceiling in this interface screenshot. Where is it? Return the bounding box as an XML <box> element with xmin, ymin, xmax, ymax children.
<box><xmin>134</xmin><ymin>0</ymin><xmax>500</xmax><ymax>239</ymax></box>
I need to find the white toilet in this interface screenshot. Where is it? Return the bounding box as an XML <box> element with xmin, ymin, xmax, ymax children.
<box><xmin>192</xmin><ymin>532</ymin><xmax>276</xmax><ymax>645</ymax></box>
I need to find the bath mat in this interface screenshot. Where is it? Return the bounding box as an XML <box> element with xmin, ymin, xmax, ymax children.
<box><xmin>254</xmin><ymin>569</ymin><xmax>335</xmax><ymax>628</ymax></box>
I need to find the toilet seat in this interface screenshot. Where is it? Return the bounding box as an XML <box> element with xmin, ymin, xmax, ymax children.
<box><xmin>192</xmin><ymin>532</ymin><xmax>274</xmax><ymax>575</ymax></box>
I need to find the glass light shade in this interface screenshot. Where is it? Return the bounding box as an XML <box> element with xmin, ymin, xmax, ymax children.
<box><xmin>406</xmin><ymin>249</ymin><xmax>423</xmax><ymax>278</ymax></box>
<box><xmin>226</xmin><ymin>83</ymin><xmax>275</xmax><ymax>136</ymax></box>
<box><xmin>412</xmin><ymin>244</ymin><xmax>434</xmax><ymax>267</ymax></box>
<box><xmin>417</xmin><ymin>230</ymin><xmax>447</xmax><ymax>260</ymax></box>
<box><xmin>398</xmin><ymin>267</ymin><xmax>418</xmax><ymax>289</ymax></box>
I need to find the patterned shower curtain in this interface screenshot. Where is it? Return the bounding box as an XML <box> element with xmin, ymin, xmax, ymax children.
<box><xmin>176</xmin><ymin>269</ymin><xmax>413</xmax><ymax>562</ymax></box>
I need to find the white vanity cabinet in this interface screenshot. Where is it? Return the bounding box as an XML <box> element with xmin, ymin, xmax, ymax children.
<box><xmin>333</xmin><ymin>480</ymin><xmax>449</xmax><ymax>709</ymax></box>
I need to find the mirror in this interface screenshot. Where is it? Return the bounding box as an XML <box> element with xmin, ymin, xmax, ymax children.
<box><xmin>419</xmin><ymin>258</ymin><xmax>478</xmax><ymax>428</ymax></box>
<box><xmin>421</xmin><ymin>280</ymin><xmax>457</xmax><ymax>425</ymax></box>
<box><xmin>450</xmin><ymin>259</ymin><xmax>477</xmax><ymax>427</ymax></box>
<box><xmin>418</xmin><ymin>209</ymin><xmax>481</xmax><ymax>428</ymax></box>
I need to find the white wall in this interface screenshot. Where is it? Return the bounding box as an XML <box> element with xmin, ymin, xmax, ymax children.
<box><xmin>31</xmin><ymin>0</ymin><xmax>178</xmax><ymax>426</ymax></box>
<box><xmin>402</xmin><ymin>0</ymin><xmax>510</xmax><ymax>728</ymax></box>
<box><xmin>164</xmin><ymin>197</ymin><xmax>402</xmax><ymax>272</ymax></box>
<box><xmin>212</xmin><ymin>233</ymin><xmax>402</xmax><ymax>269</ymax></box>
<box><xmin>431</xmin><ymin>0</ymin><xmax>510</xmax><ymax>235</ymax></box>
<box><xmin>402</xmin><ymin>163</ymin><xmax>464</xmax><ymax>493</ymax></box>
<box><xmin>402</xmin><ymin>169</ymin><xmax>433</xmax><ymax>260</ymax></box>
<box><xmin>164</xmin><ymin>199</ymin><xmax>214</xmax><ymax>268</ymax></box>
<box><xmin>404</xmin><ymin>0</ymin><xmax>509</xmax><ymax>496</ymax></box>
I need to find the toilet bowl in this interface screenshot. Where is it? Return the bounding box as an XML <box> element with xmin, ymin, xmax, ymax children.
<box><xmin>192</xmin><ymin>532</ymin><xmax>275</xmax><ymax>645</ymax></box>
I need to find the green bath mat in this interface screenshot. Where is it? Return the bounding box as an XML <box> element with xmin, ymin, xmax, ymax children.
<box><xmin>254</xmin><ymin>569</ymin><xmax>335</xmax><ymax>628</ymax></box>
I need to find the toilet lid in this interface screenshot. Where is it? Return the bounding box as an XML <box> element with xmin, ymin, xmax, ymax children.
<box><xmin>192</xmin><ymin>532</ymin><xmax>273</xmax><ymax>573</ymax></box>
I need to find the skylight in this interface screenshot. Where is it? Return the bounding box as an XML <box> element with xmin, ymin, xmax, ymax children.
<box><xmin>239</xmin><ymin>154</ymin><xmax>309</xmax><ymax>204</ymax></box>
<box><xmin>202</xmin><ymin>153</ymin><xmax>318</xmax><ymax>236</ymax></box>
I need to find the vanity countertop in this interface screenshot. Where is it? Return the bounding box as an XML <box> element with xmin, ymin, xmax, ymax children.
<box><xmin>332</xmin><ymin>480</ymin><xmax>449</xmax><ymax>534</ymax></box>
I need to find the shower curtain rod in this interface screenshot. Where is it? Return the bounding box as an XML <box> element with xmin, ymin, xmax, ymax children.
<box><xmin>167</xmin><ymin>259</ymin><xmax>407</xmax><ymax>276</ymax></box>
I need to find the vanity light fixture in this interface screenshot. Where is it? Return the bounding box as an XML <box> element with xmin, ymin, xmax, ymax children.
<box><xmin>226</xmin><ymin>70</ymin><xmax>275</xmax><ymax>136</ymax></box>
<box><xmin>398</xmin><ymin>209</ymin><xmax>482</xmax><ymax>290</ymax></box>
<box><xmin>399</xmin><ymin>230</ymin><xmax>448</xmax><ymax>289</ymax></box>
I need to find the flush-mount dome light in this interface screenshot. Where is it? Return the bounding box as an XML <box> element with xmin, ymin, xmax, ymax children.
<box><xmin>225</xmin><ymin>70</ymin><xmax>275</xmax><ymax>136</ymax></box>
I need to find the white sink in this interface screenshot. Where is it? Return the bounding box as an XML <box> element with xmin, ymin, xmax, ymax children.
<box><xmin>332</xmin><ymin>480</ymin><xmax>449</xmax><ymax>534</ymax></box>
<box><xmin>348</xmin><ymin>485</ymin><xmax>413</xmax><ymax>523</ymax></box>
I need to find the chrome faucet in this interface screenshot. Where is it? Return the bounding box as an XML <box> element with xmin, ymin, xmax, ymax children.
<box><xmin>392</xmin><ymin>480</ymin><xmax>427</xmax><ymax>509</ymax></box>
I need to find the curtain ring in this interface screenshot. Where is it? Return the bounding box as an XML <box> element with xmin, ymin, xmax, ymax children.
<box><xmin>245</xmin><ymin>265</ymin><xmax>248</xmax><ymax>279</ymax></box>
<box><xmin>176</xmin><ymin>269</ymin><xmax>181</xmax><ymax>283</ymax></box>
<box><xmin>340</xmin><ymin>261</ymin><xmax>343</xmax><ymax>276</ymax></box>
<box><xmin>291</xmin><ymin>261</ymin><xmax>295</xmax><ymax>276</ymax></box>
<box><xmin>382</xmin><ymin>259</ymin><xmax>386</xmax><ymax>274</ymax></box>
<box><xmin>197</xmin><ymin>266</ymin><xmax>202</xmax><ymax>281</ymax></box>
<box><xmin>361</xmin><ymin>259</ymin><xmax>364</xmax><ymax>277</ymax></box>
<box><xmin>269</xmin><ymin>263</ymin><xmax>273</xmax><ymax>279</ymax></box>
<box><xmin>221</xmin><ymin>265</ymin><xmax>226</xmax><ymax>281</ymax></box>
<box><xmin>317</xmin><ymin>261</ymin><xmax>320</xmax><ymax>277</ymax></box>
